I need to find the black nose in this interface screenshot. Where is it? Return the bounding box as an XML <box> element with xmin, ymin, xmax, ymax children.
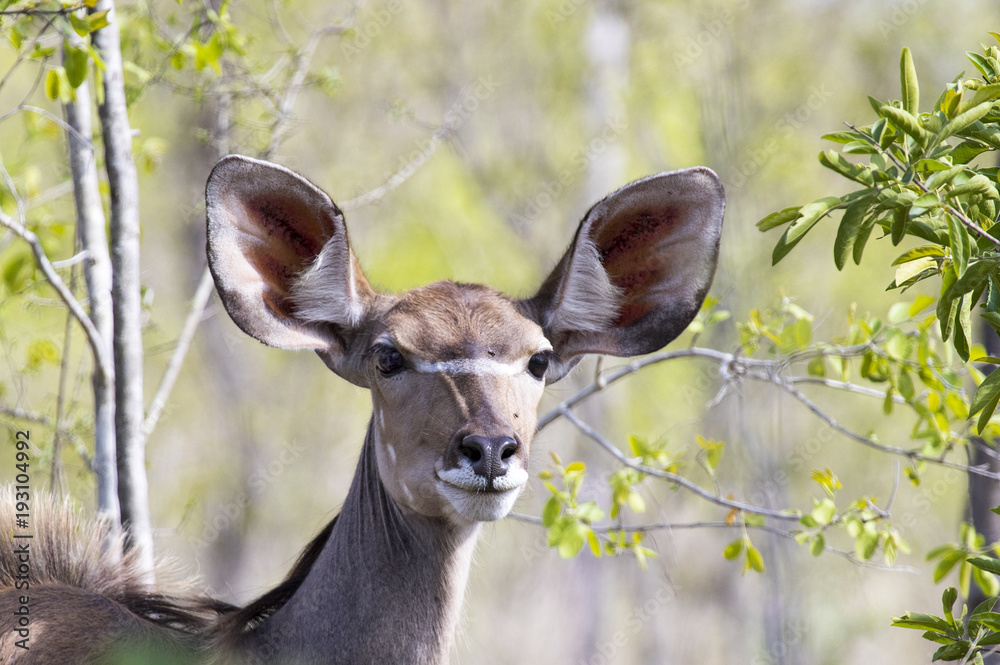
<box><xmin>459</xmin><ymin>435</ymin><xmax>519</xmax><ymax>488</ymax></box>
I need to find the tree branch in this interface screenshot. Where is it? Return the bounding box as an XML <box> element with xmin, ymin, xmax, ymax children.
<box><xmin>0</xmin><ymin>404</ymin><xmax>50</xmax><ymax>425</ymax></box>
<box><xmin>143</xmin><ymin>269</ymin><xmax>215</xmax><ymax>438</ymax></box>
<box><xmin>555</xmin><ymin>405</ymin><xmax>801</xmax><ymax>521</ymax></box>
<box><xmin>0</xmin><ymin>209</ymin><xmax>114</xmax><ymax>384</ymax></box>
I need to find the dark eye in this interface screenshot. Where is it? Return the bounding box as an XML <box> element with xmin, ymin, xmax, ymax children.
<box><xmin>374</xmin><ymin>345</ymin><xmax>405</xmax><ymax>377</ymax></box>
<box><xmin>527</xmin><ymin>353</ymin><xmax>550</xmax><ymax>380</ymax></box>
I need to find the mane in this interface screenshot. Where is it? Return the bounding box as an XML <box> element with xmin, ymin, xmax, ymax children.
<box><xmin>210</xmin><ymin>516</ymin><xmax>336</xmax><ymax>649</ymax></box>
<box><xmin>0</xmin><ymin>487</ymin><xmax>233</xmax><ymax>637</ymax></box>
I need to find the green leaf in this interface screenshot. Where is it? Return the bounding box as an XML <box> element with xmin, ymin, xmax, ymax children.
<box><xmin>63</xmin><ymin>41</ymin><xmax>89</xmax><ymax>89</ymax></box>
<box><xmin>969</xmin><ymin>51</ymin><xmax>996</xmax><ymax>79</ymax></box>
<box><xmin>968</xmin><ymin>556</ymin><xmax>1000</xmax><ymax>576</ymax></box>
<box><xmin>44</xmin><ymin>68</ymin><xmax>61</xmax><ymax>101</ymax></box>
<box><xmin>926</xmin><ymin>166</ymin><xmax>968</xmax><ymax>190</ymax></box>
<box><xmin>557</xmin><ymin>523</ymin><xmax>588</xmax><ymax>558</ymax></box>
<box><xmin>542</xmin><ymin>496</ymin><xmax>561</xmax><ymax>527</ymax></box>
<box><xmin>810</xmin><ymin>534</ymin><xmax>825</xmax><ymax>556</ymax></box>
<box><xmin>773</xmin><ymin>197</ymin><xmax>843</xmax><ymax>264</ymax></box>
<box><xmin>822</xmin><ymin>131</ymin><xmax>861</xmax><ymax>144</ymax></box>
<box><xmin>951</xmin><ymin>259</ymin><xmax>997</xmax><ymax>299</ymax></box>
<box><xmin>934</xmin><ymin>551</ymin><xmax>964</xmax><ymax>583</ymax></box>
<box><xmin>942</xmin><ymin>586</ymin><xmax>958</xmax><ymax>622</ymax></box>
<box><xmin>853</xmin><ymin>214</ymin><xmax>879</xmax><ymax>265</ymax></box>
<box><xmin>939</xmin><ymin>101</ymin><xmax>996</xmax><ymax>143</ymax></box>
<box><xmin>893</xmin><ymin>245</ymin><xmax>946</xmax><ymax>265</ymax></box>
<box><xmin>69</xmin><ymin>13</ymin><xmax>91</xmax><ymax>37</ymax></box>
<box><xmin>891</xmin><ymin>612</ymin><xmax>957</xmax><ymax>635</ymax></box>
<box><xmin>834</xmin><ymin>195</ymin><xmax>875</xmax><ymax>270</ymax></box>
<box><xmin>881</xmin><ymin>105</ymin><xmax>929</xmax><ymax>145</ymax></box>
<box><xmin>819</xmin><ymin>150</ymin><xmax>874</xmax><ymax>186</ymax></box>
<box><xmin>971</xmin><ymin>372</ymin><xmax>1000</xmax><ymax>432</ymax></box>
<box><xmin>901</xmin><ymin>47</ymin><xmax>919</xmax><ymax>116</ymax></box>
<box><xmin>963</xmin><ymin>83</ymin><xmax>1000</xmax><ymax>111</ymax></box>
<box><xmin>898</xmin><ymin>368</ymin><xmax>915</xmax><ymax>400</ymax></box>
<box><xmin>891</xmin><ymin>205</ymin><xmax>908</xmax><ymax>245</ymax></box>
<box><xmin>932</xmin><ymin>641</ymin><xmax>971</xmax><ymax>662</ymax></box>
<box><xmin>955</xmin><ymin>296</ymin><xmax>972</xmax><ymax>362</ymax></box>
<box><xmin>978</xmin><ymin>384</ymin><xmax>1000</xmax><ymax>435</ymax></box>
<box><xmin>723</xmin><ymin>538</ymin><xmax>743</xmax><ymax>560</ymax></box>
<box><xmin>745</xmin><ymin>543</ymin><xmax>765</xmax><ymax>573</ymax></box>
<box><xmin>87</xmin><ymin>9</ymin><xmax>110</xmax><ymax>32</ymax></box>
<box><xmin>587</xmin><ymin>530</ymin><xmax>602</xmax><ymax>557</ymax></box>
<box><xmin>947</xmin><ymin>214</ymin><xmax>970</xmax><ymax>278</ymax></box>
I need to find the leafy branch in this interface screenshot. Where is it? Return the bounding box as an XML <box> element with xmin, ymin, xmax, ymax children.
<box><xmin>758</xmin><ymin>37</ymin><xmax>1000</xmax><ymax>430</ymax></box>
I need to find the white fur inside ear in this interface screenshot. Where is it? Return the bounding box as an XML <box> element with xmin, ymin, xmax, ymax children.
<box><xmin>289</xmin><ymin>237</ymin><xmax>365</xmax><ymax>328</ymax></box>
<box><xmin>547</xmin><ymin>239</ymin><xmax>623</xmax><ymax>334</ymax></box>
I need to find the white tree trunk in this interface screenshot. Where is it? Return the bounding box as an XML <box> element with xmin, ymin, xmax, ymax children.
<box><xmin>91</xmin><ymin>0</ymin><xmax>153</xmax><ymax>578</ymax></box>
<box><xmin>63</xmin><ymin>68</ymin><xmax>120</xmax><ymax>532</ymax></box>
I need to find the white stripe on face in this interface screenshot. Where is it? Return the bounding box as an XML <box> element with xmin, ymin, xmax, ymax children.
<box><xmin>413</xmin><ymin>358</ymin><xmax>526</xmax><ymax>376</ymax></box>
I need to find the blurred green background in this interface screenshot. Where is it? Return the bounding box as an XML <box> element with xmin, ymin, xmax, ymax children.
<box><xmin>2</xmin><ymin>1</ymin><xmax>999</xmax><ymax>662</ymax></box>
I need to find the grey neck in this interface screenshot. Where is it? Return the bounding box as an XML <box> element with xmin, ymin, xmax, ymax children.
<box><xmin>239</xmin><ymin>422</ymin><xmax>479</xmax><ymax>665</ymax></box>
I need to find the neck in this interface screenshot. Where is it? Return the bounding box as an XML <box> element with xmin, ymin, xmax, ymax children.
<box><xmin>236</xmin><ymin>422</ymin><xmax>480</xmax><ymax>665</ymax></box>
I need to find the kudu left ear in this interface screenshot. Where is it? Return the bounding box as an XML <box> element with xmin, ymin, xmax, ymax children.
<box><xmin>520</xmin><ymin>167</ymin><xmax>725</xmax><ymax>382</ymax></box>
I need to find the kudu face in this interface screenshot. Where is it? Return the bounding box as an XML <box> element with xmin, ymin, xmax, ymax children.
<box><xmin>206</xmin><ymin>155</ymin><xmax>724</xmax><ymax>526</ymax></box>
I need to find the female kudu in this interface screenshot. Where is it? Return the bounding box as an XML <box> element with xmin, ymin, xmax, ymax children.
<box><xmin>0</xmin><ymin>155</ymin><xmax>724</xmax><ymax>664</ymax></box>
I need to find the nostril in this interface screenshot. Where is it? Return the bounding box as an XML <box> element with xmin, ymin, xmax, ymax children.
<box><xmin>500</xmin><ymin>443</ymin><xmax>517</xmax><ymax>460</ymax></box>
<box><xmin>460</xmin><ymin>443</ymin><xmax>483</xmax><ymax>463</ymax></box>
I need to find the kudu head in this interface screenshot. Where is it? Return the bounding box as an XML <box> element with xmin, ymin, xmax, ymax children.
<box><xmin>206</xmin><ymin>155</ymin><xmax>724</xmax><ymax>527</ymax></box>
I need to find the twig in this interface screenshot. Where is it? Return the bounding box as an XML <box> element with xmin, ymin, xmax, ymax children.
<box><xmin>540</xmin><ymin>346</ymin><xmax>998</xmax><ymax>479</ymax></box>
<box><xmin>0</xmin><ymin>5</ymin><xmax>84</xmax><ymax>15</ymax></box>
<box><xmin>788</xmin><ymin>376</ymin><xmax>905</xmax><ymax>402</ymax></box>
<box><xmin>0</xmin><ymin>209</ymin><xmax>113</xmax><ymax>384</ymax></box>
<box><xmin>0</xmin><ymin>405</ymin><xmax>50</xmax><ymax>425</ymax></box>
<box><xmin>143</xmin><ymin>268</ymin><xmax>215</xmax><ymax>438</ymax></box>
<box><xmin>265</xmin><ymin>18</ymin><xmax>354</xmax><ymax>158</ymax></box>
<box><xmin>341</xmin><ymin>88</ymin><xmax>476</xmax><ymax>210</ymax></box>
<box><xmin>770</xmin><ymin>376</ymin><xmax>1000</xmax><ymax>479</ymax></box>
<box><xmin>556</xmin><ymin>405</ymin><xmax>801</xmax><ymax>521</ymax></box>
<box><xmin>506</xmin><ymin>513</ymin><xmax>918</xmax><ymax>571</ymax></box>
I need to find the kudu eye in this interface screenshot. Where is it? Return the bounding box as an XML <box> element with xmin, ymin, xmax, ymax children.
<box><xmin>527</xmin><ymin>352</ymin><xmax>550</xmax><ymax>380</ymax></box>
<box><xmin>374</xmin><ymin>345</ymin><xmax>406</xmax><ymax>377</ymax></box>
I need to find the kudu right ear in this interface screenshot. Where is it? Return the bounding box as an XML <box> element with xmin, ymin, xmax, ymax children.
<box><xmin>206</xmin><ymin>155</ymin><xmax>377</xmax><ymax>382</ymax></box>
<box><xmin>521</xmin><ymin>167</ymin><xmax>725</xmax><ymax>382</ymax></box>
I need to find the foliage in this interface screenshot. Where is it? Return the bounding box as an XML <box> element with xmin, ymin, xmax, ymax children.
<box><xmin>759</xmin><ymin>36</ymin><xmax>1000</xmax><ymax>431</ymax></box>
<box><xmin>757</xmin><ymin>36</ymin><xmax>1000</xmax><ymax>662</ymax></box>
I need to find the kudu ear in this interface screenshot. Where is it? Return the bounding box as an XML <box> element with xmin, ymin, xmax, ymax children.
<box><xmin>521</xmin><ymin>167</ymin><xmax>724</xmax><ymax>382</ymax></box>
<box><xmin>206</xmin><ymin>155</ymin><xmax>376</xmax><ymax>381</ymax></box>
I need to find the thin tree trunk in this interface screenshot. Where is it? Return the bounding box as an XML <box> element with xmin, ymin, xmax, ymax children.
<box><xmin>970</xmin><ymin>319</ymin><xmax>1000</xmax><ymax>665</ymax></box>
<box><xmin>91</xmin><ymin>0</ymin><xmax>152</xmax><ymax>576</ymax></box>
<box><xmin>63</xmin><ymin>50</ymin><xmax>120</xmax><ymax>534</ymax></box>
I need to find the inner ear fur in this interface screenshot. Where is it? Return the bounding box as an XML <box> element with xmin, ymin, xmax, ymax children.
<box><xmin>523</xmin><ymin>167</ymin><xmax>725</xmax><ymax>372</ymax></box>
<box><xmin>205</xmin><ymin>155</ymin><xmax>374</xmax><ymax>354</ymax></box>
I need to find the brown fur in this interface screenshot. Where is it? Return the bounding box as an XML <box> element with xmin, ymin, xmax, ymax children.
<box><xmin>0</xmin><ymin>490</ymin><xmax>232</xmax><ymax>663</ymax></box>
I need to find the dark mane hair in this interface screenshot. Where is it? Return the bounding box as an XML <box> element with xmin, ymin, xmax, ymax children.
<box><xmin>209</xmin><ymin>516</ymin><xmax>336</xmax><ymax>649</ymax></box>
